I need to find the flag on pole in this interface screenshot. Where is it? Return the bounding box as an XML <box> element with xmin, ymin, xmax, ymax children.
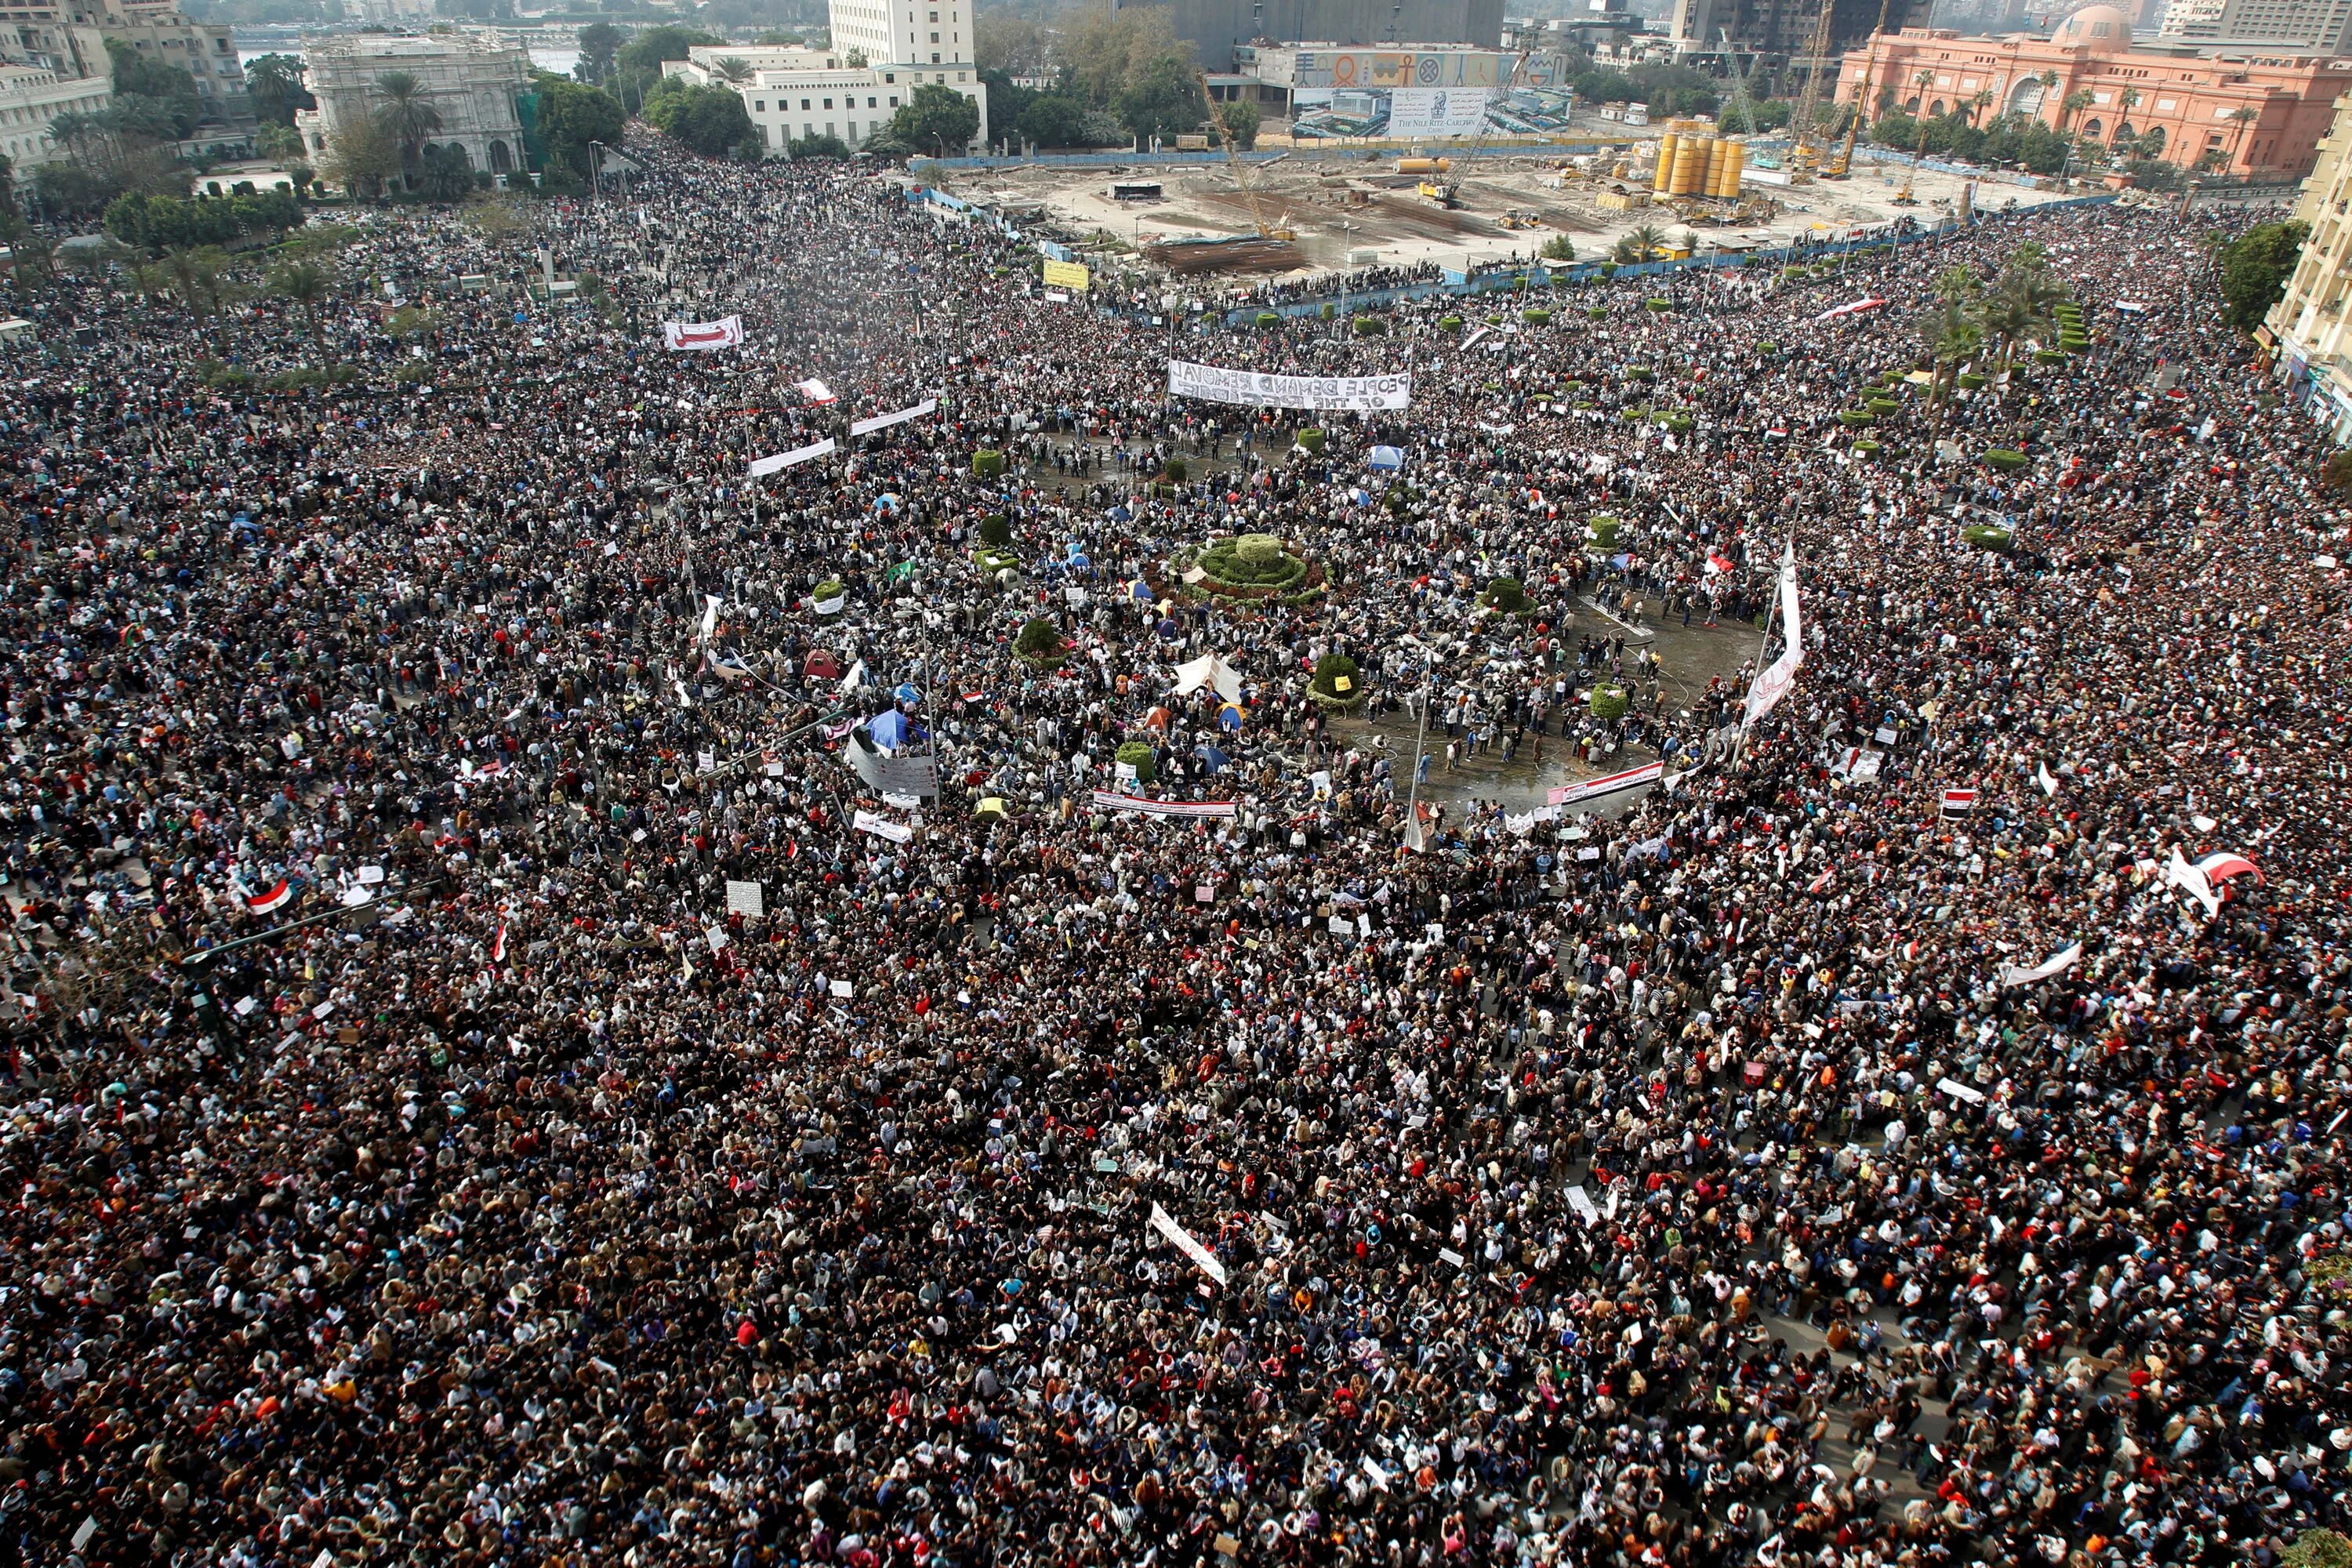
<box><xmin>1940</xmin><ymin>787</ymin><xmax>1978</xmax><ymax>818</ymax></box>
<box><xmin>245</xmin><ymin>878</ymin><xmax>293</xmax><ymax>914</ymax></box>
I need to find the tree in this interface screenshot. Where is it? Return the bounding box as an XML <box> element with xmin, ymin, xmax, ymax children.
<box><xmin>106</xmin><ymin>38</ymin><xmax>198</xmax><ymax>138</ymax></box>
<box><xmin>575</xmin><ymin>21</ymin><xmax>625</xmax><ymax>86</ymax></box>
<box><xmin>844</xmin><ymin>48</ymin><xmax>867</xmax><ymax>68</ymax></box>
<box><xmin>1919</xmin><ymin>299</ymin><xmax>1982</xmax><ymax>425</ymax></box>
<box><xmin>975</xmin><ymin>13</ymin><xmax>1051</xmax><ymax>77</ymax></box>
<box><xmin>642</xmin><ymin>78</ymin><xmax>757</xmax><ymax>158</ymax></box>
<box><xmin>160</xmin><ymin>245</ymin><xmax>222</xmax><ymax>312</ymax></box>
<box><xmin>372</xmin><ymin>71</ymin><xmax>443</xmax><ymax>185</ymax></box>
<box><xmin>245</xmin><ymin>53</ymin><xmax>314</xmax><ymax>127</ymax></box>
<box><xmin>1977</xmin><ymin>247</ymin><xmax>2065</xmax><ymax>373</ymax></box>
<box><xmin>535</xmin><ymin>77</ymin><xmax>626</xmax><ymax>177</ymax></box>
<box><xmin>1613</xmin><ymin>223</ymin><xmax>1664</xmax><ymax>263</ymax></box>
<box><xmin>2056</xmin><ymin>86</ymin><xmax>2092</xmax><ymax>135</ymax></box>
<box><xmin>2218</xmin><ymin>220</ymin><xmax>2308</xmax><ymax>334</ymax></box>
<box><xmin>255</xmin><ymin>122</ymin><xmax>306</xmax><ymax>163</ymax></box>
<box><xmin>710</xmin><ymin>56</ymin><xmax>754</xmax><ymax>86</ymax></box>
<box><xmin>319</xmin><ymin>116</ymin><xmax>400</xmax><ymax>198</ymax></box>
<box><xmin>614</xmin><ymin>26</ymin><xmax>725</xmax><ymax>103</ymax></box>
<box><xmin>1015</xmin><ymin>93</ymin><xmax>1087</xmax><ymax>147</ymax></box>
<box><xmin>271</xmin><ymin>260</ymin><xmax>328</xmax><ymax>335</ymax></box>
<box><xmin>1968</xmin><ymin>89</ymin><xmax>1994</xmax><ymax>126</ymax></box>
<box><xmin>1207</xmin><ymin>96</ymin><xmax>1258</xmax><ymax>150</ymax></box>
<box><xmin>789</xmin><ymin>132</ymin><xmax>851</xmax><ymax>158</ymax></box>
<box><xmin>1112</xmin><ymin>52</ymin><xmax>1203</xmax><ymax>144</ymax></box>
<box><xmin>413</xmin><ymin>143</ymin><xmax>476</xmax><ymax>201</ymax></box>
<box><xmin>1539</xmin><ymin>233</ymin><xmax>1574</xmax><ymax>262</ymax></box>
<box><xmin>891</xmin><ymin>82</ymin><xmax>980</xmax><ymax>156</ymax></box>
<box><xmin>2227</xmin><ymin>103</ymin><xmax>2260</xmax><ymax>171</ymax></box>
<box><xmin>1059</xmin><ymin>2</ymin><xmax>1184</xmax><ymax>108</ymax></box>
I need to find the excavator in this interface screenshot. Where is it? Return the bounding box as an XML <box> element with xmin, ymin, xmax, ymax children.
<box><xmin>1197</xmin><ymin>66</ymin><xmax>1296</xmax><ymax>241</ymax></box>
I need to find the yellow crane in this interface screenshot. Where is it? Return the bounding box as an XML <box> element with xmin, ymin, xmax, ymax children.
<box><xmin>1825</xmin><ymin>0</ymin><xmax>1901</xmax><ymax>176</ymax></box>
<box><xmin>1200</xmin><ymin>67</ymin><xmax>1296</xmax><ymax>241</ymax></box>
<box><xmin>1785</xmin><ymin>0</ymin><xmax>1839</xmax><ymax>181</ymax></box>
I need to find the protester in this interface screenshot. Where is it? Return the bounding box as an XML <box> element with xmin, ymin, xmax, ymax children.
<box><xmin>0</xmin><ymin>138</ymin><xmax>2343</xmax><ymax>1568</ymax></box>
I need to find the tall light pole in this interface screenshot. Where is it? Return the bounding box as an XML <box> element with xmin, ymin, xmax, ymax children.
<box><xmin>1399</xmin><ymin>634</ymin><xmax>1439</xmax><ymax>852</ymax></box>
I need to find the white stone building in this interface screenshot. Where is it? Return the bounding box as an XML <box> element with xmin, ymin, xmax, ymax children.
<box><xmin>659</xmin><ymin>0</ymin><xmax>987</xmax><ymax>157</ymax></box>
<box><xmin>0</xmin><ymin>62</ymin><xmax>110</xmax><ymax>170</ymax></box>
<box><xmin>294</xmin><ymin>30</ymin><xmax>530</xmax><ymax>180</ymax></box>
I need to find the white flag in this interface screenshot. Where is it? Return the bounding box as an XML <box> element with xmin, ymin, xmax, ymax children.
<box><xmin>1148</xmin><ymin>1202</ymin><xmax>1229</xmax><ymax>1284</ymax></box>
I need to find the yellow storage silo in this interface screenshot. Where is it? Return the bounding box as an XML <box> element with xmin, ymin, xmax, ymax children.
<box><xmin>1671</xmin><ymin>136</ymin><xmax>1707</xmax><ymax>195</ymax></box>
<box><xmin>1715</xmin><ymin>140</ymin><xmax>1746</xmax><ymax>199</ymax></box>
<box><xmin>1653</xmin><ymin>132</ymin><xmax>1680</xmax><ymax>194</ymax></box>
<box><xmin>1700</xmin><ymin>138</ymin><xmax>1727</xmax><ymax>197</ymax></box>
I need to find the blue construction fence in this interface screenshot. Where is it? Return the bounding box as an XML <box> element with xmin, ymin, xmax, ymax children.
<box><xmin>1214</xmin><ymin>193</ymin><xmax>2121</xmax><ymax>325</ymax></box>
<box><xmin>908</xmin><ymin>140</ymin><xmax>1614</xmax><ymax>174</ymax></box>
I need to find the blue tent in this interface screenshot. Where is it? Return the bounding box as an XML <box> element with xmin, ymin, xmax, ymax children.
<box><xmin>893</xmin><ymin>683</ymin><xmax>922</xmax><ymax>707</ymax></box>
<box><xmin>1197</xmin><ymin>742</ymin><xmax>1231</xmax><ymax>771</ymax></box>
<box><xmin>1214</xmin><ymin>702</ymin><xmax>1244</xmax><ymax>731</ymax></box>
<box><xmin>1369</xmin><ymin>446</ymin><xmax>1404</xmax><ymax>470</ymax></box>
<box><xmin>867</xmin><ymin>710</ymin><xmax>915</xmax><ymax>750</ymax></box>
<box><xmin>1130</xmin><ymin>577</ymin><xmax>1153</xmax><ymax>601</ymax></box>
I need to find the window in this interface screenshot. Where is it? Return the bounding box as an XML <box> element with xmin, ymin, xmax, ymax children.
<box><xmin>884</xmin><ymin>71</ymin><xmax>895</xmax><ymax>81</ymax></box>
<box><xmin>801</xmin><ymin>97</ymin><xmax>811</xmax><ymax>108</ymax></box>
<box><xmin>755</xmin><ymin>99</ymin><xmax>765</xmax><ymax>111</ymax></box>
<box><xmin>822</xmin><ymin>96</ymin><xmax>833</xmax><ymax>107</ymax></box>
<box><xmin>889</xmin><ymin>93</ymin><xmax>899</xmax><ymax>105</ymax></box>
<box><xmin>930</xmin><ymin>31</ymin><xmax>938</xmax><ymax>41</ymax></box>
<box><xmin>931</xmin><ymin>52</ymin><xmax>939</xmax><ymax>62</ymax></box>
<box><xmin>867</xmin><ymin>95</ymin><xmax>877</xmax><ymax>106</ymax></box>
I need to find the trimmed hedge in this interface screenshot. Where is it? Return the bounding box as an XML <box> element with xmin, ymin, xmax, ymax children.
<box><xmin>1838</xmin><ymin>410</ymin><xmax>1876</xmax><ymax>426</ymax></box>
<box><xmin>973</xmin><ymin>546</ymin><xmax>1021</xmax><ymax>575</ymax></box>
<box><xmin>1588</xmin><ymin>684</ymin><xmax>1630</xmax><ymax>721</ymax></box>
<box><xmin>1196</xmin><ymin>532</ymin><xmax>1309</xmax><ymax>593</ymax></box>
<box><xmin>1114</xmin><ymin>739</ymin><xmax>1156</xmax><ymax>782</ymax></box>
<box><xmin>1307</xmin><ymin>652</ymin><xmax>1364</xmax><ymax>707</ymax></box>
<box><xmin>1962</xmin><ymin>524</ymin><xmax>2014</xmax><ymax>552</ymax></box>
<box><xmin>1523</xmin><ymin>308</ymin><xmax>1552</xmax><ymax>325</ymax></box>
<box><xmin>1852</xmin><ymin>438</ymin><xmax>1882</xmax><ymax>455</ymax></box>
<box><xmin>1983</xmin><ymin>448</ymin><xmax>2029</xmax><ymax>471</ymax></box>
<box><xmin>1644</xmin><ymin>298</ymin><xmax>1671</xmax><ymax>313</ymax></box>
<box><xmin>1294</xmin><ymin>429</ymin><xmax>1326</xmax><ymax>455</ymax></box>
<box><xmin>1479</xmin><ymin>576</ymin><xmax>1532</xmax><ymax>615</ymax></box>
<box><xmin>1587</xmin><ymin>306</ymin><xmax>1607</xmax><ymax>320</ymax></box>
<box><xmin>1957</xmin><ymin>372</ymin><xmax>1988</xmax><ymax>390</ymax></box>
<box><xmin>1867</xmin><ymin>397</ymin><xmax>1900</xmax><ymax>416</ymax></box>
<box><xmin>1257</xmin><ymin>311</ymin><xmax>1279</xmax><ymax>328</ymax></box>
<box><xmin>1014</xmin><ymin>616</ymin><xmax>1068</xmax><ymax>666</ymax></box>
<box><xmin>1438</xmin><ymin>314</ymin><xmax>1465</xmax><ymax>331</ymax></box>
<box><xmin>973</xmin><ymin>449</ymin><xmax>1005</xmax><ymax>478</ymax></box>
<box><xmin>976</xmin><ymin>513</ymin><xmax>1012</xmax><ymax>546</ymax></box>
<box><xmin>1352</xmin><ymin>315</ymin><xmax>1386</xmax><ymax>336</ymax></box>
<box><xmin>1586</xmin><ymin>515</ymin><xmax>1621</xmax><ymax>546</ymax></box>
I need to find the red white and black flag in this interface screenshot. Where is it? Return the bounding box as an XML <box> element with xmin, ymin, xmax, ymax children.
<box><xmin>1940</xmin><ymin>787</ymin><xmax>1978</xmax><ymax>818</ymax></box>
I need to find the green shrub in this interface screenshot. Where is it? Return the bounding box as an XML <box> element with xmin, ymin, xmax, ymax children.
<box><xmin>811</xmin><ymin>578</ymin><xmax>846</xmax><ymax>610</ymax></box>
<box><xmin>977</xmin><ymin>513</ymin><xmax>1012</xmax><ymax>547</ymax></box>
<box><xmin>973</xmin><ymin>546</ymin><xmax>1021</xmax><ymax>575</ymax></box>
<box><xmin>1015</xmin><ymin>616</ymin><xmax>1067</xmax><ymax>665</ymax></box>
<box><xmin>1852</xmin><ymin>438</ymin><xmax>1882</xmax><ymax>455</ymax></box>
<box><xmin>1625</xmin><ymin>365</ymin><xmax>1654</xmax><ymax>381</ymax></box>
<box><xmin>1163</xmin><ymin>456</ymin><xmax>1187</xmax><ymax>483</ymax></box>
<box><xmin>1257</xmin><ymin>311</ymin><xmax>1279</xmax><ymax>328</ymax></box>
<box><xmin>1195</xmin><ymin>533</ymin><xmax>1309</xmax><ymax>592</ymax></box>
<box><xmin>973</xmin><ymin>449</ymin><xmax>1005</xmax><ymax>478</ymax></box>
<box><xmin>1586</xmin><ymin>515</ymin><xmax>1621</xmax><ymax>546</ymax></box>
<box><xmin>1962</xmin><ymin>524</ymin><xmax>2014</xmax><ymax>552</ymax></box>
<box><xmin>1523</xmin><ymin>307</ymin><xmax>1552</xmax><ymax>325</ymax></box>
<box><xmin>1352</xmin><ymin>314</ymin><xmax>1386</xmax><ymax>336</ymax></box>
<box><xmin>1319</xmin><ymin>301</ymin><xmax>1335</xmax><ymax>319</ymax></box>
<box><xmin>1588</xmin><ymin>683</ymin><xmax>1629</xmax><ymax>721</ymax></box>
<box><xmin>1867</xmin><ymin>397</ymin><xmax>1900</xmax><ymax>416</ymax></box>
<box><xmin>1294</xmin><ymin>429</ymin><xmax>1326</xmax><ymax>455</ymax></box>
<box><xmin>1838</xmin><ymin>409</ymin><xmax>1876</xmax><ymax>426</ymax></box>
<box><xmin>1983</xmin><ymin>448</ymin><xmax>2029</xmax><ymax>471</ymax></box>
<box><xmin>1114</xmin><ymin>739</ymin><xmax>1157</xmax><ymax>781</ymax></box>
<box><xmin>1479</xmin><ymin>576</ymin><xmax>1531</xmax><ymax>615</ymax></box>
<box><xmin>1597</xmin><ymin>261</ymin><xmax>1619</xmax><ymax>278</ymax></box>
<box><xmin>2033</xmin><ymin>348</ymin><xmax>2065</xmax><ymax>365</ymax></box>
<box><xmin>1644</xmin><ymin>298</ymin><xmax>1671</xmax><ymax>313</ymax></box>
<box><xmin>2281</xmin><ymin>1528</ymin><xmax>2352</xmax><ymax>1568</ymax></box>
<box><xmin>1755</xmin><ymin>341</ymin><xmax>1777</xmax><ymax>354</ymax></box>
<box><xmin>1308</xmin><ymin>652</ymin><xmax>1364</xmax><ymax>706</ymax></box>
<box><xmin>1957</xmin><ymin>372</ymin><xmax>1988</xmax><ymax>390</ymax></box>
<box><xmin>1438</xmin><ymin>314</ymin><xmax>1465</xmax><ymax>331</ymax></box>
<box><xmin>1587</xmin><ymin>306</ymin><xmax>1607</xmax><ymax>319</ymax></box>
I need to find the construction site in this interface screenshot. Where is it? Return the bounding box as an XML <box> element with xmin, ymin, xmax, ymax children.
<box><xmin>940</xmin><ymin>136</ymin><xmax>2080</xmax><ymax>286</ymax></box>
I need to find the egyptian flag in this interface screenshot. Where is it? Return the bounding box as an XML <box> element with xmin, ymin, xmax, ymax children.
<box><xmin>1940</xmin><ymin>787</ymin><xmax>1978</xmax><ymax>818</ymax></box>
<box><xmin>492</xmin><ymin>920</ymin><xmax>508</xmax><ymax>966</ymax></box>
<box><xmin>794</xmin><ymin>378</ymin><xmax>837</xmax><ymax>405</ymax></box>
<box><xmin>2189</xmin><ymin>851</ymin><xmax>2260</xmax><ymax>885</ymax></box>
<box><xmin>245</xmin><ymin>878</ymin><xmax>294</xmax><ymax>915</ymax></box>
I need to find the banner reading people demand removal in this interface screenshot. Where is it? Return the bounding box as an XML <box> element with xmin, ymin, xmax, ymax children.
<box><xmin>1168</xmin><ymin>359</ymin><xmax>1413</xmax><ymax>412</ymax></box>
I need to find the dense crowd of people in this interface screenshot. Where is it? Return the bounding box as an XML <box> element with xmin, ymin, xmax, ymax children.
<box><xmin>0</xmin><ymin>136</ymin><xmax>2345</xmax><ymax>1568</ymax></box>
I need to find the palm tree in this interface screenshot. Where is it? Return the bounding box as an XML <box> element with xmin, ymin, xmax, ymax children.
<box><xmin>1934</xmin><ymin>263</ymin><xmax>1980</xmax><ymax>305</ymax></box>
<box><xmin>1978</xmin><ymin>252</ymin><xmax>2063</xmax><ymax>383</ymax></box>
<box><xmin>2056</xmin><ymin>87</ymin><xmax>2092</xmax><ymax>136</ymax></box>
<box><xmin>2036</xmin><ymin>68</ymin><xmax>2059</xmax><ymax>116</ymax></box>
<box><xmin>1617</xmin><ymin>222</ymin><xmax>1666</xmax><ymax>263</ymax></box>
<box><xmin>1969</xmin><ymin>89</ymin><xmax>1994</xmax><ymax>127</ymax></box>
<box><xmin>8</xmin><ymin>230</ymin><xmax>55</xmax><ymax>293</ymax></box>
<box><xmin>272</xmin><ymin>260</ymin><xmax>328</xmax><ymax>336</ymax></box>
<box><xmin>2227</xmin><ymin>104</ymin><xmax>2260</xmax><ymax>172</ymax></box>
<box><xmin>710</xmin><ymin>56</ymin><xmax>754</xmax><ymax>86</ymax></box>
<box><xmin>1919</xmin><ymin>298</ymin><xmax>1983</xmax><ymax>427</ymax></box>
<box><xmin>371</xmin><ymin>71</ymin><xmax>442</xmax><ymax>185</ymax></box>
<box><xmin>160</xmin><ymin>245</ymin><xmax>220</xmax><ymax>314</ymax></box>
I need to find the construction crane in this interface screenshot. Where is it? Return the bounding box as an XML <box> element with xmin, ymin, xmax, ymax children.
<box><xmin>1785</xmin><ymin>0</ymin><xmax>1839</xmax><ymax>181</ymax></box>
<box><xmin>1199</xmin><ymin>65</ymin><xmax>1297</xmax><ymax>240</ymax></box>
<box><xmin>1423</xmin><ymin>49</ymin><xmax>1533</xmax><ymax>209</ymax></box>
<box><xmin>1824</xmin><ymin>0</ymin><xmax>1900</xmax><ymax>176</ymax></box>
<box><xmin>1720</xmin><ymin>29</ymin><xmax>1763</xmax><ymax>138</ymax></box>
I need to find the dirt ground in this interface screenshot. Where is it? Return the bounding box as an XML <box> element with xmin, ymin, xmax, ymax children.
<box><xmin>942</xmin><ymin>140</ymin><xmax>2080</xmax><ymax>296</ymax></box>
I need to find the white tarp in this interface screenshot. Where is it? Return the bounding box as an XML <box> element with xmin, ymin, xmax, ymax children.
<box><xmin>1091</xmin><ymin>791</ymin><xmax>1238</xmax><ymax>818</ymax></box>
<box><xmin>1388</xmin><ymin>85</ymin><xmax>1490</xmax><ymax>139</ymax></box>
<box><xmin>1174</xmin><ymin>652</ymin><xmax>1244</xmax><ymax>704</ymax></box>
<box><xmin>749</xmin><ymin>438</ymin><xmax>837</xmax><ymax>477</ymax></box>
<box><xmin>1148</xmin><ymin>1203</ymin><xmax>1229</xmax><ymax>1285</ymax></box>
<box><xmin>1742</xmin><ymin>542</ymin><xmax>1804</xmax><ymax>726</ymax></box>
<box><xmin>852</xmin><ymin>809</ymin><xmax>913</xmax><ymax>844</ymax></box>
<box><xmin>1168</xmin><ymin>359</ymin><xmax>1412</xmax><ymax>412</ymax></box>
<box><xmin>662</xmin><ymin>316</ymin><xmax>742</xmax><ymax>350</ymax></box>
<box><xmin>849</xmin><ymin>398</ymin><xmax>938</xmax><ymax>437</ymax></box>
